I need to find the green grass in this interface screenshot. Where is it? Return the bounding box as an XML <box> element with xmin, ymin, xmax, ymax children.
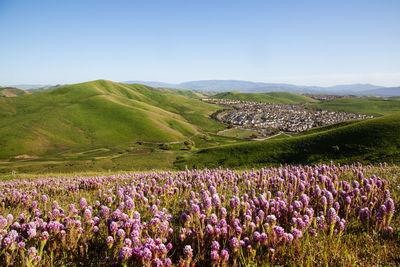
<box><xmin>0</xmin><ymin>132</ymin><xmax>252</xmax><ymax>174</ymax></box>
<box><xmin>294</xmin><ymin>120</ymin><xmax>360</xmax><ymax>137</ymax></box>
<box><xmin>308</xmin><ymin>98</ymin><xmax>400</xmax><ymax>116</ymax></box>
<box><xmin>0</xmin><ymin>80</ymin><xmax>225</xmax><ymax>159</ymax></box>
<box><xmin>0</xmin><ymin>150</ymin><xmax>183</xmax><ymax>174</ymax></box>
<box><xmin>174</xmin><ymin>113</ymin><xmax>400</xmax><ymax>169</ymax></box>
<box><xmin>218</xmin><ymin>128</ymin><xmax>259</xmax><ymax>139</ymax></box>
<box><xmin>156</xmin><ymin>87</ymin><xmax>206</xmax><ymax>99</ymax></box>
<box><xmin>266</xmin><ymin>133</ymin><xmax>292</xmax><ymax>140</ymax></box>
<box><xmin>211</xmin><ymin>91</ymin><xmax>317</xmax><ymax>103</ymax></box>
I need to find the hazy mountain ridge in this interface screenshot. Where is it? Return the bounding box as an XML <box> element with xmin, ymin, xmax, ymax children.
<box><xmin>358</xmin><ymin>87</ymin><xmax>400</xmax><ymax>97</ymax></box>
<box><xmin>123</xmin><ymin>81</ymin><xmax>176</xmax><ymax>88</ymax></box>
<box><xmin>124</xmin><ymin>80</ymin><xmax>398</xmax><ymax>96</ymax></box>
<box><xmin>7</xmin><ymin>84</ymin><xmax>52</xmax><ymax>90</ymax></box>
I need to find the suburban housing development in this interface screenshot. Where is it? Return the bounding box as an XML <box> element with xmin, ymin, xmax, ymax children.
<box><xmin>204</xmin><ymin>99</ymin><xmax>373</xmax><ymax>136</ymax></box>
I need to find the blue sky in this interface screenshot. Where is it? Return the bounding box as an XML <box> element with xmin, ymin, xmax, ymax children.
<box><xmin>0</xmin><ymin>0</ymin><xmax>399</xmax><ymax>86</ymax></box>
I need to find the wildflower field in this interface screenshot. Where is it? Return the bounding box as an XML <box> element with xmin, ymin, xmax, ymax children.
<box><xmin>0</xmin><ymin>163</ymin><xmax>399</xmax><ymax>266</ymax></box>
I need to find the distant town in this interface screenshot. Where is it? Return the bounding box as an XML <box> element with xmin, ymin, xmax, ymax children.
<box><xmin>204</xmin><ymin>98</ymin><xmax>373</xmax><ymax>138</ymax></box>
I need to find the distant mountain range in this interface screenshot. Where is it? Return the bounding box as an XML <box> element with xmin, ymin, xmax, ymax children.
<box><xmin>7</xmin><ymin>84</ymin><xmax>53</xmax><ymax>90</ymax></box>
<box><xmin>5</xmin><ymin>80</ymin><xmax>400</xmax><ymax>96</ymax></box>
<box><xmin>124</xmin><ymin>80</ymin><xmax>399</xmax><ymax>96</ymax></box>
<box><xmin>358</xmin><ymin>87</ymin><xmax>400</xmax><ymax>97</ymax></box>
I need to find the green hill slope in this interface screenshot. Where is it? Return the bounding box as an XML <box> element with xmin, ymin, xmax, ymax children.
<box><xmin>0</xmin><ymin>80</ymin><xmax>224</xmax><ymax>159</ymax></box>
<box><xmin>174</xmin><ymin>113</ymin><xmax>400</xmax><ymax>169</ymax></box>
<box><xmin>0</xmin><ymin>87</ymin><xmax>31</xmax><ymax>97</ymax></box>
<box><xmin>308</xmin><ymin>98</ymin><xmax>400</xmax><ymax>116</ymax></box>
<box><xmin>156</xmin><ymin>88</ymin><xmax>206</xmax><ymax>99</ymax></box>
<box><xmin>211</xmin><ymin>91</ymin><xmax>317</xmax><ymax>103</ymax></box>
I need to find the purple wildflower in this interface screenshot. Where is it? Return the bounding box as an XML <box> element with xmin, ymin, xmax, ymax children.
<box><xmin>211</xmin><ymin>241</ymin><xmax>220</xmax><ymax>251</ymax></box>
<box><xmin>220</xmin><ymin>249</ymin><xmax>229</xmax><ymax>262</ymax></box>
<box><xmin>184</xmin><ymin>245</ymin><xmax>193</xmax><ymax>259</ymax></box>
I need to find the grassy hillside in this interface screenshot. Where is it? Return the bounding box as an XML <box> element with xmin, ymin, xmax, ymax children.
<box><xmin>211</xmin><ymin>91</ymin><xmax>317</xmax><ymax>103</ymax></box>
<box><xmin>218</xmin><ymin>128</ymin><xmax>259</xmax><ymax>139</ymax></box>
<box><xmin>0</xmin><ymin>133</ymin><xmax>249</xmax><ymax>174</ymax></box>
<box><xmin>174</xmin><ymin>113</ymin><xmax>400</xmax><ymax>169</ymax></box>
<box><xmin>0</xmin><ymin>80</ymin><xmax>224</xmax><ymax>159</ymax></box>
<box><xmin>29</xmin><ymin>84</ymin><xmax>63</xmax><ymax>93</ymax></box>
<box><xmin>308</xmin><ymin>98</ymin><xmax>400</xmax><ymax>116</ymax></box>
<box><xmin>156</xmin><ymin>87</ymin><xmax>206</xmax><ymax>99</ymax></box>
<box><xmin>0</xmin><ymin>87</ymin><xmax>31</xmax><ymax>97</ymax></box>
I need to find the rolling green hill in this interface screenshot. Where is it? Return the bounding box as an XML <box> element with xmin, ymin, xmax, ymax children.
<box><xmin>29</xmin><ymin>84</ymin><xmax>63</xmax><ymax>93</ymax></box>
<box><xmin>0</xmin><ymin>87</ymin><xmax>31</xmax><ymax>97</ymax></box>
<box><xmin>174</xmin><ymin>113</ymin><xmax>400</xmax><ymax>169</ymax></box>
<box><xmin>211</xmin><ymin>91</ymin><xmax>317</xmax><ymax>103</ymax></box>
<box><xmin>0</xmin><ymin>80</ymin><xmax>224</xmax><ymax>159</ymax></box>
<box><xmin>156</xmin><ymin>87</ymin><xmax>206</xmax><ymax>99</ymax></box>
<box><xmin>308</xmin><ymin>98</ymin><xmax>400</xmax><ymax>116</ymax></box>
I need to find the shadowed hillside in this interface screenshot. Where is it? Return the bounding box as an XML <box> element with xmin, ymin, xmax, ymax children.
<box><xmin>174</xmin><ymin>113</ymin><xmax>400</xmax><ymax>169</ymax></box>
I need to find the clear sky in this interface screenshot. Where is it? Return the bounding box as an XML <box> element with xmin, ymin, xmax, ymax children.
<box><xmin>1</xmin><ymin>0</ymin><xmax>399</xmax><ymax>86</ymax></box>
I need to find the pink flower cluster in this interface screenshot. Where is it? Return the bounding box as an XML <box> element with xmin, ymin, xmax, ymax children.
<box><xmin>0</xmin><ymin>163</ymin><xmax>395</xmax><ymax>265</ymax></box>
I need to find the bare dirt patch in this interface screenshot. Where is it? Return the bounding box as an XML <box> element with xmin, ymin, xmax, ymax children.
<box><xmin>13</xmin><ymin>154</ymin><xmax>39</xmax><ymax>159</ymax></box>
<box><xmin>128</xmin><ymin>149</ymin><xmax>151</xmax><ymax>154</ymax></box>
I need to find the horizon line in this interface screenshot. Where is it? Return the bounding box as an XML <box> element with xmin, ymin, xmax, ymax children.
<box><xmin>3</xmin><ymin>78</ymin><xmax>400</xmax><ymax>88</ymax></box>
